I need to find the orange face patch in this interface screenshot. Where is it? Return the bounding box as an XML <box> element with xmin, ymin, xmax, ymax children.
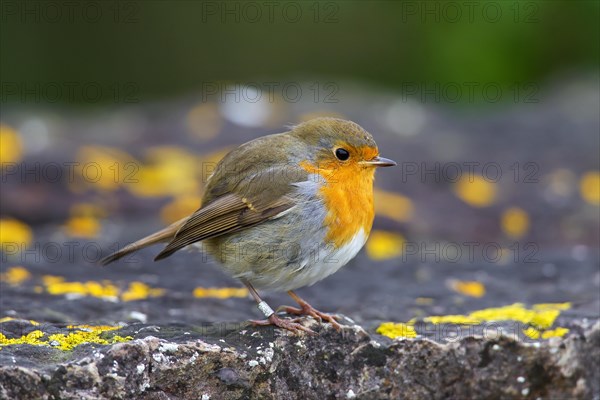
<box><xmin>300</xmin><ymin>145</ymin><xmax>378</xmax><ymax>247</ymax></box>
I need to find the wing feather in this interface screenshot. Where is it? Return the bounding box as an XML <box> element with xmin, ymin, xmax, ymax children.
<box><xmin>154</xmin><ymin>194</ymin><xmax>294</xmax><ymax>260</ymax></box>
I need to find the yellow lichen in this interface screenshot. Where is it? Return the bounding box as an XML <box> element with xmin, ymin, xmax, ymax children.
<box><xmin>454</xmin><ymin>176</ymin><xmax>496</xmax><ymax>207</ymax></box>
<box><xmin>450</xmin><ymin>280</ymin><xmax>486</xmax><ymax>298</ymax></box>
<box><xmin>0</xmin><ymin>330</ymin><xmax>45</xmax><ymax>346</ymax></box>
<box><xmin>64</xmin><ymin>216</ymin><xmax>101</xmax><ymax>238</ymax></box>
<box><xmin>72</xmin><ymin>145</ymin><xmax>139</xmax><ymax>192</ymax></box>
<box><xmin>501</xmin><ymin>207</ymin><xmax>530</xmax><ymax>238</ymax></box>
<box><xmin>365</xmin><ymin>230</ymin><xmax>405</xmax><ymax>260</ymax></box>
<box><xmin>0</xmin><ymin>324</ymin><xmax>132</xmax><ymax>351</ymax></box>
<box><xmin>523</xmin><ymin>326</ymin><xmax>540</xmax><ymax>339</ymax></box>
<box><xmin>424</xmin><ymin>314</ymin><xmax>480</xmax><ymax>325</ymax></box>
<box><xmin>125</xmin><ymin>147</ymin><xmax>200</xmax><ymax>198</ymax></box>
<box><xmin>0</xmin><ymin>266</ymin><xmax>31</xmax><ymax>285</ymax></box>
<box><xmin>64</xmin><ymin>203</ymin><xmax>106</xmax><ymax>238</ymax></box>
<box><xmin>580</xmin><ymin>171</ymin><xmax>600</xmax><ymax>205</ymax></box>
<box><xmin>193</xmin><ymin>287</ymin><xmax>249</xmax><ymax>299</ymax></box>
<box><xmin>383</xmin><ymin>303</ymin><xmax>572</xmax><ymax>340</ymax></box>
<box><xmin>466</xmin><ymin>303</ymin><xmax>567</xmax><ymax>329</ymax></box>
<box><xmin>0</xmin><ymin>218</ymin><xmax>33</xmax><ymax>252</ymax></box>
<box><xmin>373</xmin><ymin>190</ymin><xmax>414</xmax><ymax>223</ymax></box>
<box><xmin>445</xmin><ymin>303</ymin><xmax>570</xmax><ymax>329</ymax></box>
<box><xmin>39</xmin><ymin>275</ymin><xmax>164</xmax><ymax>301</ymax></box>
<box><xmin>42</xmin><ymin>275</ymin><xmax>65</xmax><ymax>285</ymax></box>
<box><xmin>121</xmin><ymin>281</ymin><xmax>165</xmax><ymax>302</ymax></box>
<box><xmin>0</xmin><ymin>124</ymin><xmax>23</xmax><ymax>163</ymax></box>
<box><xmin>377</xmin><ymin>322</ymin><xmax>418</xmax><ymax>339</ymax></box>
<box><xmin>541</xmin><ymin>327</ymin><xmax>569</xmax><ymax>339</ymax></box>
<box><xmin>45</xmin><ymin>278</ymin><xmax>120</xmax><ymax>299</ymax></box>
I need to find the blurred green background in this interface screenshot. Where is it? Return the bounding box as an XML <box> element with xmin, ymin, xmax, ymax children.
<box><xmin>1</xmin><ymin>0</ymin><xmax>598</xmax><ymax>106</ymax></box>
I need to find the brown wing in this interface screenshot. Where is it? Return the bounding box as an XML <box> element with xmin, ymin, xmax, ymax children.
<box><xmin>155</xmin><ymin>133</ymin><xmax>307</xmax><ymax>261</ymax></box>
<box><xmin>154</xmin><ymin>193</ymin><xmax>295</xmax><ymax>261</ymax></box>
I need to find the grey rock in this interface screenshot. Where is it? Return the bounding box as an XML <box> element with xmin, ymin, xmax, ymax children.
<box><xmin>1</xmin><ymin>319</ymin><xmax>598</xmax><ymax>400</ymax></box>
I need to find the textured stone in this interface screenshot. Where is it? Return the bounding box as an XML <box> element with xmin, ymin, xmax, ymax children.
<box><xmin>1</xmin><ymin>319</ymin><xmax>598</xmax><ymax>399</ymax></box>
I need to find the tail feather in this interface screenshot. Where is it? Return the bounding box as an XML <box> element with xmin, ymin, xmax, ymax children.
<box><xmin>100</xmin><ymin>217</ymin><xmax>188</xmax><ymax>265</ymax></box>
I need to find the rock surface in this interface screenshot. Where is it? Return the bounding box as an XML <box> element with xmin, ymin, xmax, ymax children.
<box><xmin>1</xmin><ymin>318</ymin><xmax>599</xmax><ymax>400</ymax></box>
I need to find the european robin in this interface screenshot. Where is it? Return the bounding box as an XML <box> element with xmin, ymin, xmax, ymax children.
<box><xmin>102</xmin><ymin>118</ymin><xmax>395</xmax><ymax>333</ymax></box>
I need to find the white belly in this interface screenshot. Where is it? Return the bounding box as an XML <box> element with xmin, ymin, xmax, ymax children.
<box><xmin>269</xmin><ymin>228</ymin><xmax>368</xmax><ymax>292</ymax></box>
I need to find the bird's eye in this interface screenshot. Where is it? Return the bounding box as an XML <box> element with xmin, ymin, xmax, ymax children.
<box><xmin>335</xmin><ymin>148</ymin><xmax>350</xmax><ymax>161</ymax></box>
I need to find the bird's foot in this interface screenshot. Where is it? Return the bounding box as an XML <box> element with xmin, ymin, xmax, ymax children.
<box><xmin>278</xmin><ymin>303</ymin><xmax>342</xmax><ymax>331</ymax></box>
<box><xmin>249</xmin><ymin>313</ymin><xmax>315</xmax><ymax>335</ymax></box>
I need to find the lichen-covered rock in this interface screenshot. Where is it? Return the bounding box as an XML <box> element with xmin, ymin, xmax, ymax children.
<box><xmin>1</xmin><ymin>319</ymin><xmax>598</xmax><ymax>399</ymax></box>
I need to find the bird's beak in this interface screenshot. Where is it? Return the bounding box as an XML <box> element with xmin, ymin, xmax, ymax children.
<box><xmin>360</xmin><ymin>156</ymin><xmax>397</xmax><ymax>167</ymax></box>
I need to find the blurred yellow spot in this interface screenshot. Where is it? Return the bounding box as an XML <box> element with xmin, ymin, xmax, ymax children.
<box><xmin>39</xmin><ymin>275</ymin><xmax>165</xmax><ymax>302</ymax></box>
<box><xmin>501</xmin><ymin>207</ymin><xmax>530</xmax><ymax>238</ymax></box>
<box><xmin>65</xmin><ymin>216</ymin><xmax>101</xmax><ymax>238</ymax></box>
<box><xmin>186</xmin><ymin>102</ymin><xmax>222</xmax><ymax>141</ymax></box>
<box><xmin>424</xmin><ymin>314</ymin><xmax>480</xmax><ymax>325</ymax></box>
<box><xmin>0</xmin><ymin>324</ymin><xmax>131</xmax><ymax>350</ymax></box>
<box><xmin>74</xmin><ymin>146</ymin><xmax>139</xmax><ymax>192</ymax></box>
<box><xmin>424</xmin><ymin>303</ymin><xmax>570</xmax><ymax>330</ymax></box>
<box><xmin>42</xmin><ymin>275</ymin><xmax>65</xmax><ymax>286</ymax></box>
<box><xmin>580</xmin><ymin>171</ymin><xmax>600</xmax><ymax>205</ymax></box>
<box><xmin>454</xmin><ymin>176</ymin><xmax>496</xmax><ymax>207</ymax></box>
<box><xmin>193</xmin><ymin>287</ymin><xmax>248</xmax><ymax>299</ymax></box>
<box><xmin>366</xmin><ymin>230</ymin><xmax>405</xmax><ymax>260</ymax></box>
<box><xmin>126</xmin><ymin>147</ymin><xmax>200</xmax><ymax>198</ymax></box>
<box><xmin>0</xmin><ymin>124</ymin><xmax>23</xmax><ymax>163</ymax></box>
<box><xmin>121</xmin><ymin>281</ymin><xmax>165</xmax><ymax>302</ymax></box>
<box><xmin>450</xmin><ymin>280</ymin><xmax>486</xmax><ymax>298</ymax></box>
<box><xmin>0</xmin><ymin>266</ymin><xmax>31</xmax><ymax>285</ymax></box>
<box><xmin>376</xmin><ymin>322</ymin><xmax>417</xmax><ymax>339</ymax></box>
<box><xmin>374</xmin><ymin>190</ymin><xmax>414</xmax><ymax>222</ymax></box>
<box><xmin>71</xmin><ymin>203</ymin><xmax>107</xmax><ymax>217</ymax></box>
<box><xmin>64</xmin><ymin>203</ymin><xmax>105</xmax><ymax>238</ymax></box>
<box><xmin>541</xmin><ymin>327</ymin><xmax>569</xmax><ymax>339</ymax></box>
<box><xmin>160</xmin><ymin>195</ymin><xmax>202</xmax><ymax>224</ymax></box>
<box><xmin>0</xmin><ymin>218</ymin><xmax>33</xmax><ymax>252</ymax></box>
<box><xmin>45</xmin><ymin>278</ymin><xmax>119</xmax><ymax>299</ymax></box>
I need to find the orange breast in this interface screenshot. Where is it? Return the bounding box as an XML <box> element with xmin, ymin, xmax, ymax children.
<box><xmin>300</xmin><ymin>160</ymin><xmax>375</xmax><ymax>247</ymax></box>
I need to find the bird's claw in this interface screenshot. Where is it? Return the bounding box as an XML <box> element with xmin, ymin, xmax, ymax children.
<box><xmin>277</xmin><ymin>304</ymin><xmax>342</xmax><ymax>331</ymax></box>
<box><xmin>249</xmin><ymin>314</ymin><xmax>315</xmax><ymax>335</ymax></box>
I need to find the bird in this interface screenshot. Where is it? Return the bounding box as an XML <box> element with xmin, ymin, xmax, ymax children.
<box><xmin>101</xmin><ymin>118</ymin><xmax>396</xmax><ymax>333</ymax></box>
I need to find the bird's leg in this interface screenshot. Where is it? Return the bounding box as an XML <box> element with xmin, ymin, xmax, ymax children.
<box><xmin>242</xmin><ymin>280</ymin><xmax>314</xmax><ymax>334</ymax></box>
<box><xmin>279</xmin><ymin>291</ymin><xmax>342</xmax><ymax>331</ymax></box>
